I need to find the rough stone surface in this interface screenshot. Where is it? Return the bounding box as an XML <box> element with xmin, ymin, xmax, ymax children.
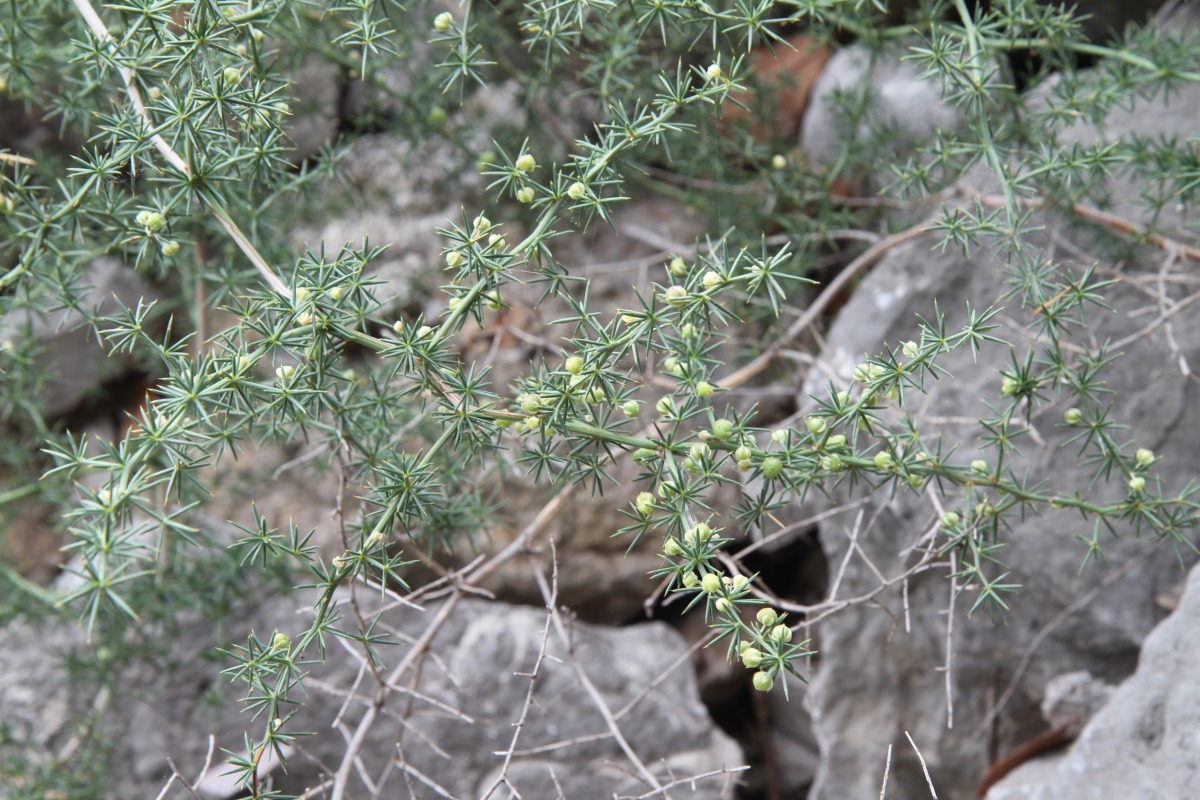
<box><xmin>798</xmin><ymin>74</ymin><xmax>1200</xmax><ymax>800</ymax></box>
<box><xmin>986</xmin><ymin>562</ymin><xmax>1200</xmax><ymax>799</ymax></box>
<box><xmin>0</xmin><ymin>256</ymin><xmax>156</xmax><ymax>418</ymax></box>
<box><xmin>799</xmin><ymin>43</ymin><xmax>966</xmax><ymax>181</ymax></box>
<box><xmin>0</xmin><ymin>587</ymin><xmax>741</xmax><ymax>799</ymax></box>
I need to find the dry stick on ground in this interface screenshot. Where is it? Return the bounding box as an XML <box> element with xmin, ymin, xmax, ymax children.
<box><xmin>906</xmin><ymin>731</ymin><xmax>940</xmax><ymax>799</ymax></box>
<box><xmin>878</xmin><ymin>743</ymin><xmax>894</xmax><ymax>800</ymax></box>
<box><xmin>528</xmin><ymin>544</ymin><xmax>669</xmax><ymax>797</ymax></box>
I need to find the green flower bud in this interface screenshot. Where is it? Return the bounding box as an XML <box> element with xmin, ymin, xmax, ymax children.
<box><xmin>941</xmin><ymin>511</ymin><xmax>960</xmax><ymax>528</ymax></box>
<box><xmin>567</xmin><ymin>181</ymin><xmax>587</xmax><ymax>200</ymax></box>
<box><xmin>902</xmin><ymin>340</ymin><xmax>920</xmax><ymax>359</ymax></box>
<box><xmin>565</xmin><ymin>356</ymin><xmax>584</xmax><ymax>375</ymax></box>
<box><xmin>701</xmin><ymin>572</ymin><xmax>722</xmax><ymax>594</ymax></box>
<box><xmin>515</xmin><ymin>153</ymin><xmax>536</xmax><ymax>172</ymax></box>
<box><xmin>586</xmin><ymin>387</ymin><xmax>605</xmax><ymax>403</ymax></box>
<box><xmin>1064</xmin><ymin>407</ymin><xmax>1083</xmax><ymax>425</ymax></box>
<box><xmin>524</xmin><ymin>415</ymin><xmax>541</xmax><ymax>430</ymax></box>
<box><xmin>622</xmin><ymin>400</ymin><xmax>640</xmax><ymax>418</ymax></box>
<box><xmin>516</xmin><ymin>186</ymin><xmax>536</xmax><ymax>204</ymax></box>
<box><xmin>144</xmin><ymin>211</ymin><xmax>165</xmax><ymax>231</ymax></box>
<box><xmin>971</xmin><ymin>459</ymin><xmax>988</xmax><ymax>474</ymax></box>
<box><xmin>416</xmin><ymin>325</ymin><xmax>433</xmax><ymax>339</ymax></box>
<box><xmin>495</xmin><ymin>417</ymin><xmax>513</xmax><ymax>429</ymax></box>
<box><xmin>445</xmin><ymin>250</ymin><xmax>464</xmax><ymax>268</ymax></box>
<box><xmin>820</xmin><ymin>454</ymin><xmax>843</xmax><ymax>472</ymax></box>
<box><xmin>668</xmin><ymin>256</ymin><xmax>689</xmax><ymax>277</ymax></box>
<box><xmin>636</xmin><ymin>491</ymin><xmax>655</xmax><ymax>517</ymax></box>
<box><xmin>705</xmin><ymin>63</ymin><xmax>722</xmax><ymax>81</ymax></box>
<box><xmin>689</xmin><ymin>442</ymin><xmax>710</xmax><ymax>462</ymax></box>
<box><xmin>663</xmin><ymin>536</ymin><xmax>682</xmax><ymax>555</ymax></box>
<box><xmin>702</xmin><ymin>270</ymin><xmax>721</xmax><ymax>289</ymax></box>
<box><xmin>682</xmin><ymin>570</ymin><xmax>698</xmax><ymax>588</ymax></box>
<box><xmin>771</xmin><ymin>624</ymin><xmax>792</xmax><ymax>643</ymax></box>
<box><xmin>874</xmin><ymin>451</ymin><xmax>894</xmax><ymax>469</ymax></box>
<box><xmin>752</xmin><ymin>671</ymin><xmax>774</xmax><ymax>692</ymax></box>
<box><xmin>275</xmin><ymin>364</ymin><xmax>295</xmax><ymax>382</ymax></box>
<box><xmin>680</xmin><ymin>323</ymin><xmax>696</xmax><ymax>338</ymax></box>
<box><xmin>734</xmin><ymin>445</ymin><xmax>752</xmax><ymax>462</ymax></box>
<box><xmin>632</xmin><ymin>447</ymin><xmax>657</xmax><ymax>465</ymax></box>
<box><xmin>771</xmin><ymin>429</ymin><xmax>788</xmax><ymax>446</ymax></box>
<box><xmin>222</xmin><ymin>67</ymin><xmax>240</xmax><ymax>85</ymax></box>
<box><xmin>1136</xmin><ymin>448</ymin><xmax>1154</xmax><ymax>467</ymax></box>
<box><xmin>433</xmin><ymin>11</ymin><xmax>452</xmax><ymax>32</ymax></box>
<box><xmin>664</xmin><ymin>285</ymin><xmax>687</xmax><ymax>306</ymax></box>
<box><xmin>1129</xmin><ymin>475</ymin><xmax>1146</xmax><ymax>492</ymax></box>
<box><xmin>853</xmin><ymin>362</ymin><xmax>873</xmax><ymax>383</ymax></box>
<box><xmin>159</xmin><ymin>239</ymin><xmax>180</xmax><ymax>257</ymax></box>
<box><xmin>756</xmin><ymin>607</ymin><xmax>778</xmax><ymax>628</ymax></box>
<box><xmin>711</xmin><ymin>419</ymin><xmax>734</xmax><ymax>441</ymax></box>
<box><xmin>714</xmin><ymin>597</ymin><xmax>732</xmax><ymax>613</ymax></box>
<box><xmin>272</xmin><ymin>632</ymin><xmax>290</xmax><ymax>651</ymax></box>
<box><xmin>520</xmin><ymin>393</ymin><xmax>542</xmax><ymax>414</ymax></box>
<box><xmin>473</xmin><ymin>214</ymin><xmax>491</xmax><ymax>232</ymax></box>
<box><xmin>761</xmin><ymin>456</ymin><xmax>783</xmax><ymax>479</ymax></box>
<box><xmin>656</xmin><ymin>396</ymin><xmax>676</xmax><ymax>417</ymax></box>
<box><xmin>742</xmin><ymin>647</ymin><xmax>764</xmax><ymax>668</ymax></box>
<box><xmin>657</xmin><ymin>480</ymin><xmax>675</xmax><ymax>498</ymax></box>
<box><xmin>1001</xmin><ymin>376</ymin><xmax>1020</xmax><ymax>396</ymax></box>
<box><xmin>771</xmin><ymin>154</ymin><xmax>786</xmax><ymax>170</ymax></box>
<box><xmin>806</xmin><ymin>417</ymin><xmax>827</xmax><ymax>435</ymax></box>
<box><xmin>826</xmin><ymin>434</ymin><xmax>846</xmax><ymax>449</ymax></box>
<box><xmin>662</xmin><ymin>356</ymin><xmax>681</xmax><ymax>376</ymax></box>
<box><xmin>695</xmin><ymin>381</ymin><xmax>714</xmax><ymax>398</ymax></box>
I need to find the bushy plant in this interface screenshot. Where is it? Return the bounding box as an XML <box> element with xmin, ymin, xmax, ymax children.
<box><xmin>2</xmin><ymin>0</ymin><xmax>1198</xmax><ymax>796</ymax></box>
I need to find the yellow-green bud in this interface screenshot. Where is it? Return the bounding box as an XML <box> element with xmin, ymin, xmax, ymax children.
<box><xmin>1064</xmin><ymin>407</ymin><xmax>1083</xmax><ymax>425</ymax></box>
<box><xmin>563</xmin><ymin>356</ymin><xmax>584</xmax><ymax>376</ymax></box>
<box><xmin>682</xmin><ymin>570</ymin><xmax>698</xmax><ymax>588</ymax></box>
<box><xmin>971</xmin><ymin>459</ymin><xmax>988</xmax><ymax>474</ymax></box>
<box><xmin>771</xmin><ymin>154</ymin><xmax>786</xmax><ymax>170</ymax></box>
<box><xmin>524</xmin><ymin>415</ymin><xmax>541</xmax><ymax>430</ymax></box>
<box><xmin>656</xmin><ymin>396</ymin><xmax>675</xmax><ymax>417</ymax></box>
<box><xmin>664</xmin><ymin>285</ymin><xmax>687</xmax><ymax>306</ymax></box>
<box><xmin>874</xmin><ymin>451</ymin><xmax>894</xmax><ymax>469</ymax></box>
<box><xmin>662</xmin><ymin>356</ymin><xmax>681</xmax><ymax>376</ymax></box>
<box><xmin>636</xmin><ymin>491</ymin><xmax>655</xmax><ymax>517</ymax></box>
<box><xmin>272</xmin><ymin>632</ymin><xmax>290</xmax><ymax>651</ymax></box>
<box><xmin>752</xmin><ymin>671</ymin><xmax>774</xmax><ymax>692</ymax></box>
<box><xmin>222</xmin><ymin>67</ymin><xmax>240</xmax><ymax>85</ymax></box>
<box><xmin>519</xmin><ymin>393</ymin><xmax>541</xmax><ymax>414</ymax></box>
<box><xmin>1001</xmin><ymin>376</ymin><xmax>1020</xmax><ymax>396</ymax></box>
<box><xmin>734</xmin><ymin>445</ymin><xmax>752</xmax><ymax>462</ymax></box>
<box><xmin>445</xmin><ymin>250</ymin><xmax>464</xmax><ymax>268</ymax></box>
<box><xmin>806</xmin><ymin>417</ymin><xmax>827</xmax><ymax>435</ymax></box>
<box><xmin>567</xmin><ymin>181</ymin><xmax>587</xmax><ymax>200</ymax></box>
<box><xmin>276</xmin><ymin>365</ymin><xmax>295</xmax><ymax>381</ymax></box>
<box><xmin>668</xmin><ymin>256</ymin><xmax>688</xmax><ymax>277</ymax></box>
<box><xmin>433</xmin><ymin>11</ymin><xmax>452</xmax><ymax>32</ymax></box>
<box><xmin>941</xmin><ymin>511</ymin><xmax>960</xmax><ymax>528</ymax></box>
<box><xmin>742</xmin><ymin>647</ymin><xmax>764</xmax><ymax>668</ymax></box>
<box><xmin>159</xmin><ymin>239</ymin><xmax>180</xmax><ymax>257</ymax></box>
<box><xmin>701</xmin><ymin>572</ymin><xmax>722</xmax><ymax>594</ymax></box>
<box><xmin>515</xmin><ymin>153</ymin><xmax>536</xmax><ymax>172</ymax></box>
<box><xmin>1129</xmin><ymin>475</ymin><xmax>1145</xmax><ymax>492</ymax></box>
<box><xmin>632</xmin><ymin>447</ymin><xmax>657</xmax><ymax>465</ymax></box>
<box><xmin>516</xmin><ymin>186</ymin><xmax>536</xmax><ymax>204</ymax></box>
<box><xmin>622</xmin><ymin>400</ymin><xmax>640</xmax><ymax>418</ymax></box>
<box><xmin>732</xmin><ymin>574</ymin><xmax>749</xmax><ymax>592</ymax></box>
<box><xmin>416</xmin><ymin>325</ymin><xmax>432</xmax><ymax>339</ymax></box>
<box><xmin>771</xmin><ymin>624</ymin><xmax>792</xmax><ymax>643</ymax></box>
<box><xmin>696</xmin><ymin>381</ymin><xmax>714</xmax><ymax>398</ymax></box>
<box><xmin>1135</xmin><ymin>448</ymin><xmax>1154</xmax><ymax>467</ymax></box>
<box><xmin>820</xmin><ymin>454</ymin><xmax>843</xmax><ymax>472</ymax></box>
<box><xmin>761</xmin><ymin>456</ymin><xmax>783</xmax><ymax>479</ymax></box>
<box><xmin>714</xmin><ymin>597</ymin><xmax>732</xmax><ymax>613</ymax></box>
<box><xmin>826</xmin><ymin>434</ymin><xmax>846</xmax><ymax>449</ymax></box>
<box><xmin>663</xmin><ymin>536</ymin><xmax>682</xmax><ymax>555</ymax></box>
<box><xmin>771</xmin><ymin>429</ymin><xmax>789</xmax><ymax>446</ymax></box>
<box><xmin>328</xmin><ymin>286</ymin><xmax>345</xmax><ymax>300</ymax></box>
<box><xmin>711</xmin><ymin>419</ymin><xmax>734</xmax><ymax>441</ymax></box>
<box><xmin>705</xmin><ymin>63</ymin><xmax>722</xmax><ymax>81</ymax></box>
<box><xmin>757</xmin><ymin>607</ymin><xmax>778</xmax><ymax>628</ymax></box>
<box><xmin>586</xmin><ymin>387</ymin><xmax>605</xmax><ymax>403</ymax></box>
<box><xmin>701</xmin><ymin>270</ymin><xmax>721</xmax><ymax>289</ymax></box>
<box><xmin>143</xmin><ymin>211</ymin><xmax>165</xmax><ymax>231</ymax></box>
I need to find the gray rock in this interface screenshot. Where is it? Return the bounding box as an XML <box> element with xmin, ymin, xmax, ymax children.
<box><xmin>799</xmin><ymin>43</ymin><xmax>967</xmax><ymax>182</ymax></box>
<box><xmin>799</xmin><ymin>74</ymin><xmax>1200</xmax><ymax>800</ymax></box>
<box><xmin>986</xmin><ymin>563</ymin><xmax>1200</xmax><ymax>799</ymax></box>
<box><xmin>0</xmin><ymin>584</ymin><xmax>741</xmax><ymax>799</ymax></box>
<box><xmin>0</xmin><ymin>256</ymin><xmax>156</xmax><ymax>418</ymax></box>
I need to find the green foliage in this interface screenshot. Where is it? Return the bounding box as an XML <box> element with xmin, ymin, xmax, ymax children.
<box><xmin>2</xmin><ymin>0</ymin><xmax>1200</xmax><ymax>796</ymax></box>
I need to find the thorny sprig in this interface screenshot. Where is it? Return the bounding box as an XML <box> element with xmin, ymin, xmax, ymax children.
<box><xmin>3</xmin><ymin>0</ymin><xmax>1200</xmax><ymax>796</ymax></box>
